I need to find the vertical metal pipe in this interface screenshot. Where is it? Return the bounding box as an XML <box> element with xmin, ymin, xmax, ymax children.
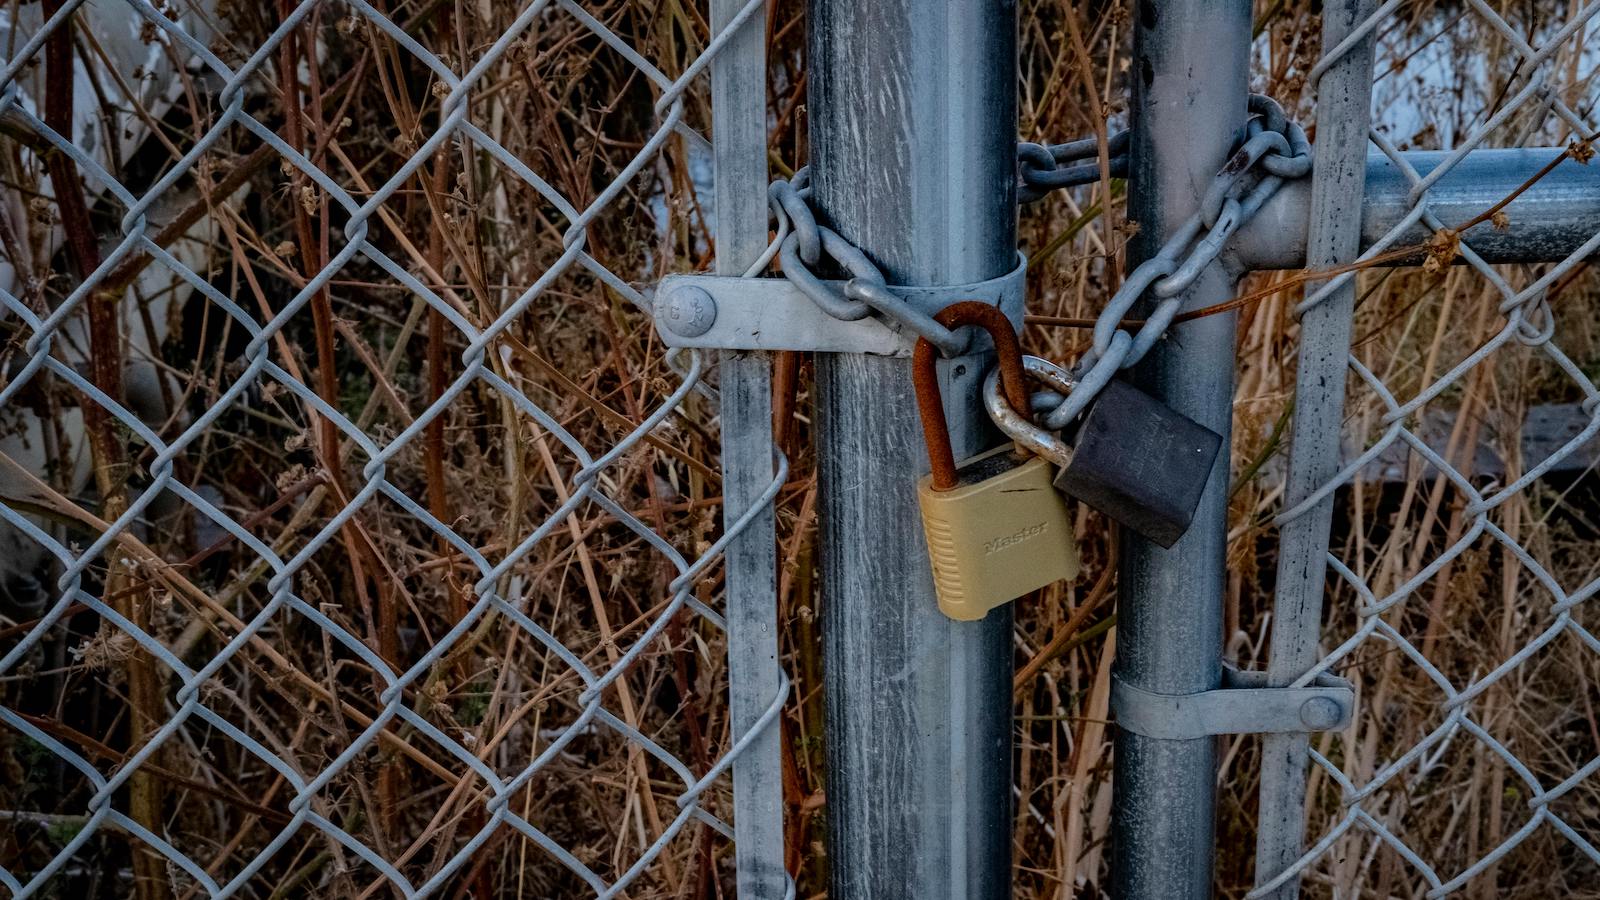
<box><xmin>1254</xmin><ymin>3</ymin><xmax>1377</xmax><ymax>897</ymax></box>
<box><xmin>808</xmin><ymin>2</ymin><xmax>1016</xmax><ymax>896</ymax></box>
<box><xmin>1110</xmin><ymin>3</ymin><xmax>1251</xmax><ymax>898</ymax></box>
<box><xmin>711</xmin><ymin>2</ymin><xmax>786</xmax><ymax>895</ymax></box>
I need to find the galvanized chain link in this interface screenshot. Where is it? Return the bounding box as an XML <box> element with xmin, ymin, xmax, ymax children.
<box><xmin>1027</xmin><ymin>93</ymin><xmax>1312</xmax><ymax>431</ymax></box>
<box><xmin>0</xmin><ymin>1</ymin><xmax>793</xmax><ymax>897</ymax></box>
<box><xmin>1251</xmin><ymin>2</ymin><xmax>1600</xmax><ymax>897</ymax></box>
<box><xmin>762</xmin><ymin>168</ymin><xmax>974</xmax><ymax>356</ymax></box>
<box><xmin>1017</xmin><ymin>129</ymin><xmax>1131</xmax><ymax>203</ymax></box>
<box><xmin>761</xmin><ymin>131</ymin><xmax>1126</xmax><ymax>356</ymax></box>
<box><xmin>762</xmin><ymin>98</ymin><xmax>1304</xmax><ymax>428</ymax></box>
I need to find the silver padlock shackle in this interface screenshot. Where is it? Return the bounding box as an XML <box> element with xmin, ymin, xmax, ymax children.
<box><xmin>983</xmin><ymin>355</ymin><xmax>1076</xmax><ymax>469</ymax></box>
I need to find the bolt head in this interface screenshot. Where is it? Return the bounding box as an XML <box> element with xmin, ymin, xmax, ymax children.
<box><xmin>1299</xmin><ymin>695</ymin><xmax>1343</xmax><ymax>731</ymax></box>
<box><xmin>661</xmin><ymin>285</ymin><xmax>717</xmax><ymax>338</ymax></box>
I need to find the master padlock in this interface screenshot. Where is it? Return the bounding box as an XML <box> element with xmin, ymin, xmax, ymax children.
<box><xmin>983</xmin><ymin>355</ymin><xmax>1222</xmax><ymax>548</ymax></box>
<box><xmin>914</xmin><ymin>303</ymin><xmax>1081</xmax><ymax>621</ymax></box>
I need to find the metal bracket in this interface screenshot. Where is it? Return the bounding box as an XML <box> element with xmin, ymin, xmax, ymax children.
<box><xmin>649</xmin><ymin>254</ymin><xmax>1027</xmax><ymax>357</ymax></box>
<box><xmin>1111</xmin><ymin>664</ymin><xmax>1355</xmax><ymax>740</ymax></box>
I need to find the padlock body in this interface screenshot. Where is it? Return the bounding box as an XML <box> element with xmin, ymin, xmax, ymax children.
<box><xmin>1052</xmin><ymin>379</ymin><xmax>1222</xmax><ymax>548</ymax></box>
<box><xmin>918</xmin><ymin>445</ymin><xmax>1081</xmax><ymax>621</ymax></box>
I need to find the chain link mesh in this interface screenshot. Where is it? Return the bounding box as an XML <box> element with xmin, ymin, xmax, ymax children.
<box><xmin>1260</xmin><ymin>1</ymin><xmax>1600</xmax><ymax>896</ymax></box>
<box><xmin>0</xmin><ymin>0</ymin><xmax>786</xmax><ymax>896</ymax></box>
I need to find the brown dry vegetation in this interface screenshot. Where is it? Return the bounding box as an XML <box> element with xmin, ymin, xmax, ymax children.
<box><xmin>0</xmin><ymin>0</ymin><xmax>1596</xmax><ymax>898</ymax></box>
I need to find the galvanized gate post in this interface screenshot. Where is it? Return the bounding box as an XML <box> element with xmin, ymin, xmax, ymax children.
<box><xmin>1110</xmin><ymin>3</ymin><xmax>1251</xmax><ymax>897</ymax></box>
<box><xmin>808</xmin><ymin>1</ymin><xmax>1017</xmax><ymax>896</ymax></box>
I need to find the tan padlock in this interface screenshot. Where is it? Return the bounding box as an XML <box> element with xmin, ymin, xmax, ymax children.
<box><xmin>914</xmin><ymin>302</ymin><xmax>1081</xmax><ymax>621</ymax></box>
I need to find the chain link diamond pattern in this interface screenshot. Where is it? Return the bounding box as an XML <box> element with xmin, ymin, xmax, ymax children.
<box><xmin>0</xmin><ymin>0</ymin><xmax>786</xmax><ymax>896</ymax></box>
<box><xmin>1259</xmin><ymin>2</ymin><xmax>1600</xmax><ymax>896</ymax></box>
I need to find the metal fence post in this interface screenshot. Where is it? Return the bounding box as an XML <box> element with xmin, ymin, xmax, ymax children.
<box><xmin>808</xmin><ymin>2</ymin><xmax>1017</xmax><ymax>896</ymax></box>
<box><xmin>711</xmin><ymin>1</ymin><xmax>787</xmax><ymax>896</ymax></box>
<box><xmin>1253</xmin><ymin>3</ymin><xmax>1377</xmax><ymax>897</ymax></box>
<box><xmin>1110</xmin><ymin>3</ymin><xmax>1251</xmax><ymax>897</ymax></box>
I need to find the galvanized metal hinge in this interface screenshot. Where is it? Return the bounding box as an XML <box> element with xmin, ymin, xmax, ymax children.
<box><xmin>1111</xmin><ymin>664</ymin><xmax>1355</xmax><ymax>740</ymax></box>
<box><xmin>648</xmin><ymin>256</ymin><xmax>1027</xmax><ymax>357</ymax></box>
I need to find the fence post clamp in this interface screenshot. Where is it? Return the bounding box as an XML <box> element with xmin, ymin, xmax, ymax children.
<box><xmin>649</xmin><ymin>254</ymin><xmax>1028</xmax><ymax>357</ymax></box>
<box><xmin>1111</xmin><ymin>664</ymin><xmax>1355</xmax><ymax>740</ymax></box>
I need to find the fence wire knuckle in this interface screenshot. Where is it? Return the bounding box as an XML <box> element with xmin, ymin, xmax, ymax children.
<box><xmin>1255</xmin><ymin>1</ymin><xmax>1600</xmax><ymax>897</ymax></box>
<box><xmin>0</xmin><ymin>0</ymin><xmax>789</xmax><ymax>897</ymax></box>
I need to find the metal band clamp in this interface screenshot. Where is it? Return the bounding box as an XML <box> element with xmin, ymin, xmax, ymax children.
<box><xmin>650</xmin><ymin>253</ymin><xmax>1028</xmax><ymax>357</ymax></box>
<box><xmin>1111</xmin><ymin>664</ymin><xmax>1355</xmax><ymax>740</ymax></box>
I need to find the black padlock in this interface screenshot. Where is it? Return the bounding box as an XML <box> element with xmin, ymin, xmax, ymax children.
<box><xmin>983</xmin><ymin>356</ymin><xmax>1222</xmax><ymax>548</ymax></box>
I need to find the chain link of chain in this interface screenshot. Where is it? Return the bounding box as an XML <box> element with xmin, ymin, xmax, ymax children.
<box><xmin>1032</xmin><ymin>94</ymin><xmax>1311</xmax><ymax>431</ymax></box>
<box><xmin>1017</xmin><ymin>129</ymin><xmax>1130</xmax><ymax>203</ymax></box>
<box><xmin>761</xmin><ymin>94</ymin><xmax>1307</xmax><ymax>429</ymax></box>
<box><xmin>761</xmin><ymin>128</ymin><xmax>1129</xmax><ymax>355</ymax></box>
<box><xmin>764</xmin><ymin>169</ymin><xmax>975</xmax><ymax>355</ymax></box>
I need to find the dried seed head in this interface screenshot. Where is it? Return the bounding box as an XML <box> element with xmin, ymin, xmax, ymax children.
<box><xmin>72</xmin><ymin>630</ymin><xmax>134</xmax><ymax>671</ymax></box>
<box><xmin>1423</xmin><ymin>230</ymin><xmax>1460</xmax><ymax>274</ymax></box>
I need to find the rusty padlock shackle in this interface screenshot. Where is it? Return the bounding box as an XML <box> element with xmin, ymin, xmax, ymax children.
<box><xmin>983</xmin><ymin>354</ymin><xmax>1080</xmax><ymax>469</ymax></box>
<box><xmin>913</xmin><ymin>301</ymin><xmax>1030</xmax><ymax>492</ymax></box>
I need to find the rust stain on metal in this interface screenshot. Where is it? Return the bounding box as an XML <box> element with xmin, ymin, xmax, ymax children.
<box><xmin>913</xmin><ymin>301</ymin><xmax>1029</xmax><ymax>491</ymax></box>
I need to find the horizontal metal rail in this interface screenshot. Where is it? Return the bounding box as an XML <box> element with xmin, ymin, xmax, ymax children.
<box><xmin>1236</xmin><ymin>147</ymin><xmax>1600</xmax><ymax>268</ymax></box>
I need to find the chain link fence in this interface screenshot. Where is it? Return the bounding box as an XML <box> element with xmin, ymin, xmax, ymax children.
<box><xmin>1257</xmin><ymin>1</ymin><xmax>1600</xmax><ymax>896</ymax></box>
<box><xmin>5</xmin><ymin>0</ymin><xmax>1600</xmax><ymax>898</ymax></box>
<box><xmin>0</xmin><ymin>0</ymin><xmax>785</xmax><ymax>896</ymax></box>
